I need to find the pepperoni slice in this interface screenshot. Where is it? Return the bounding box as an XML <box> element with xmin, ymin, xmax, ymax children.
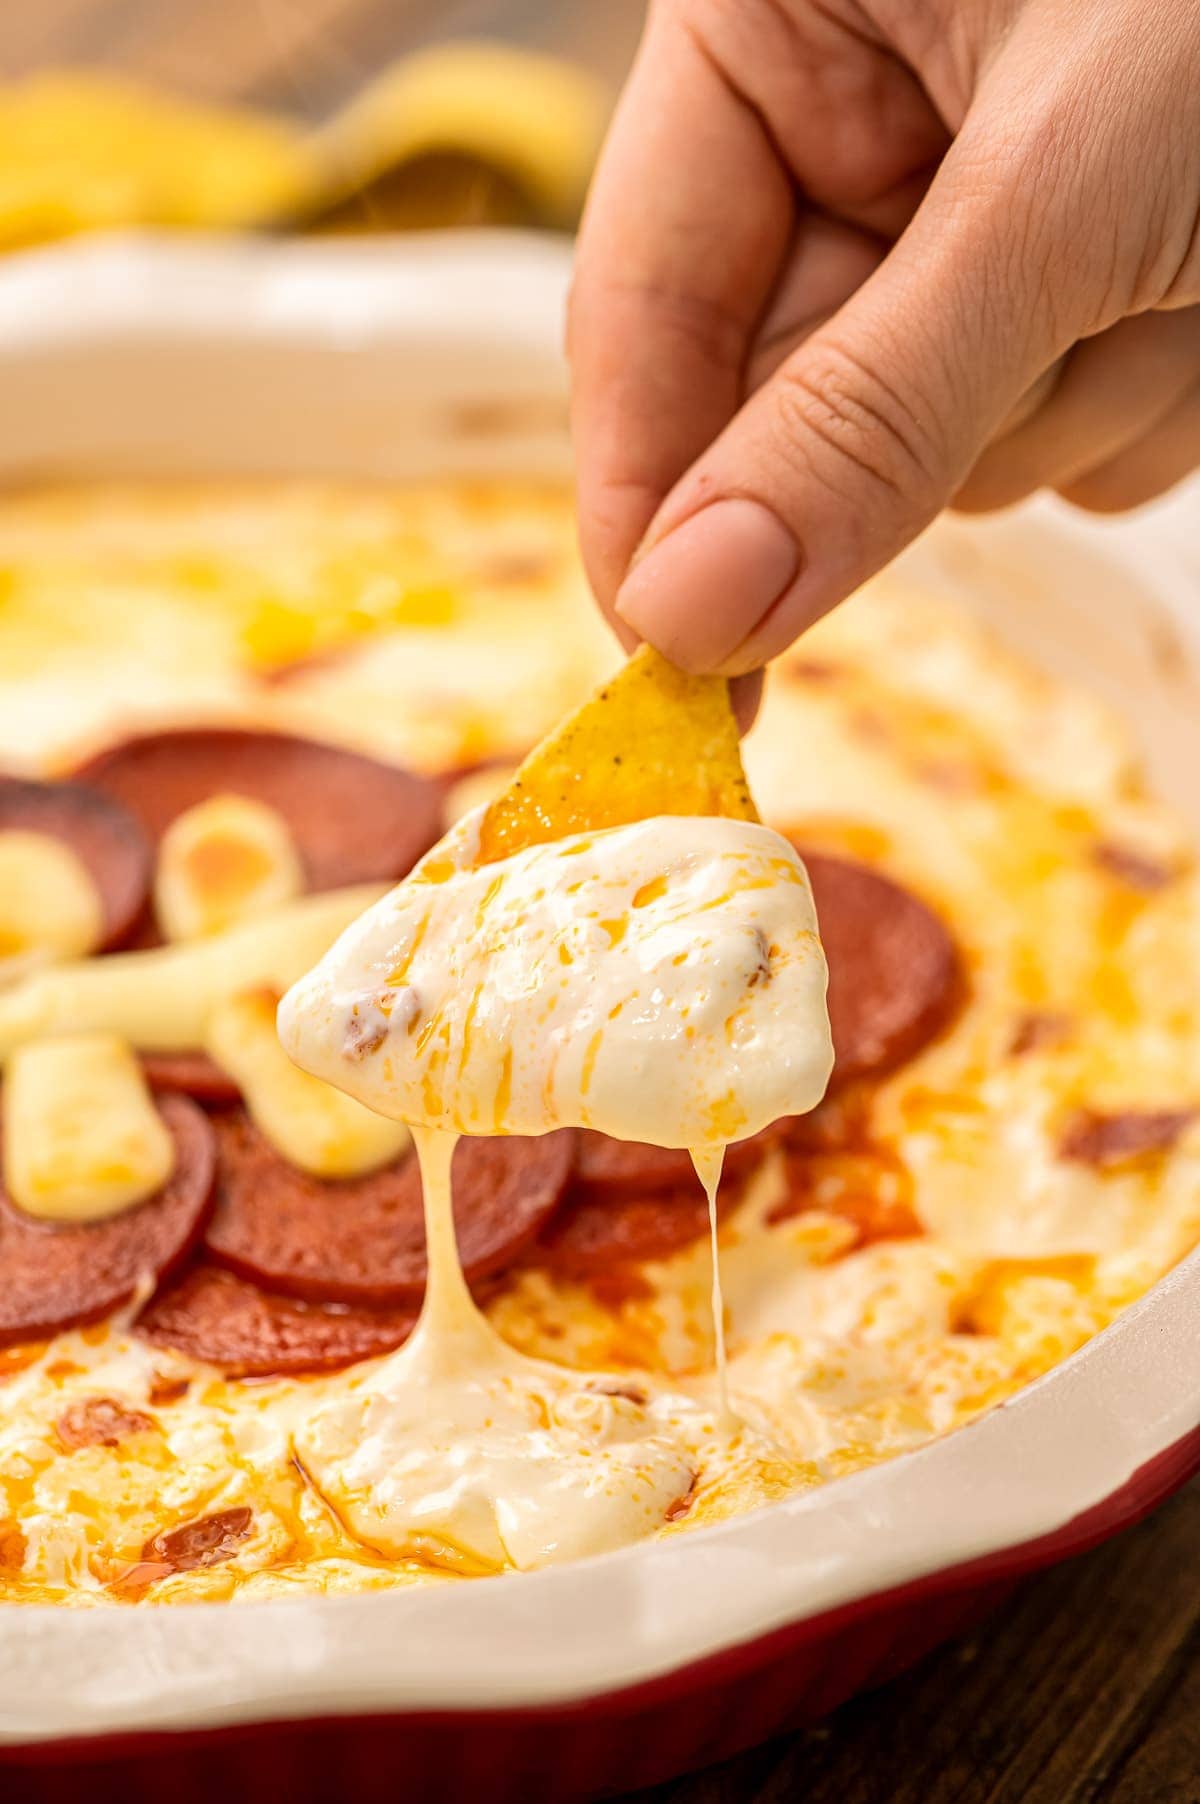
<box><xmin>136</xmin><ymin>1262</ymin><xmax>417</xmax><ymax>1376</ymax></box>
<box><xmin>1059</xmin><ymin>1107</ymin><xmax>1195</xmax><ymax>1168</ymax></box>
<box><xmin>72</xmin><ymin>728</ymin><xmax>443</xmax><ymax>892</ymax></box>
<box><xmin>56</xmin><ymin>1395</ymin><xmax>156</xmax><ymax>1450</ymax></box>
<box><xmin>797</xmin><ymin>849</ymin><xmax>961</xmax><ymax>1085</ymax></box>
<box><xmin>0</xmin><ymin>775</ymin><xmax>152</xmax><ymax>950</ymax></box>
<box><xmin>573</xmin><ymin>1126</ymin><xmax>779</xmax><ymax>1200</ymax></box>
<box><xmin>0</xmin><ymin>1094</ymin><xmax>216</xmax><ymax>1347</ymax></box>
<box><xmin>203</xmin><ymin>1111</ymin><xmax>575</xmax><ymax>1305</ymax></box>
<box><xmin>144</xmin><ymin>1505</ymin><xmax>253</xmax><ymax>1573</ymax></box>
<box><xmin>535</xmin><ymin>1177</ymin><xmax>745</xmax><ymax>1276</ymax></box>
<box><xmin>141</xmin><ymin>1051</ymin><xmax>239</xmax><ymax>1106</ymax></box>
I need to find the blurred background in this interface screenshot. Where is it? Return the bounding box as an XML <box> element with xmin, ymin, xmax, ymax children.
<box><xmin>0</xmin><ymin>1</ymin><xmax>647</xmax><ymax>245</ymax></box>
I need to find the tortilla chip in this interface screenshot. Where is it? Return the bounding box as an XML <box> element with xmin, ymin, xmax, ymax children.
<box><xmin>476</xmin><ymin>645</ymin><xmax>758</xmax><ymax>865</ymax></box>
<box><xmin>307</xmin><ymin>43</ymin><xmax>609</xmax><ymax>231</ymax></box>
<box><xmin>0</xmin><ymin>75</ymin><xmax>316</xmax><ymax>247</ymax></box>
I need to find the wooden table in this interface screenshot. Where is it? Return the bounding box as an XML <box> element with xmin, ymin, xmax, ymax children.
<box><xmin>2</xmin><ymin>4</ymin><xmax>1195</xmax><ymax>1800</ymax></box>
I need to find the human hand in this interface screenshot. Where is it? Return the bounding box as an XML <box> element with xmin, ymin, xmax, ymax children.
<box><xmin>568</xmin><ymin>0</ymin><xmax>1200</xmax><ymax>679</ymax></box>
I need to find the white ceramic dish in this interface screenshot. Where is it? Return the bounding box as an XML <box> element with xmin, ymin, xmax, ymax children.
<box><xmin>0</xmin><ymin>233</ymin><xmax>1196</xmax><ymax>1783</ymax></box>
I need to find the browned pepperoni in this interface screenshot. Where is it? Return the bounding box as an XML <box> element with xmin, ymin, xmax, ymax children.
<box><xmin>797</xmin><ymin>848</ymin><xmax>962</xmax><ymax>1085</ymax></box>
<box><xmin>203</xmin><ymin>1111</ymin><xmax>575</xmax><ymax>1305</ymax></box>
<box><xmin>572</xmin><ymin>1125</ymin><xmax>779</xmax><ymax>1200</ymax></box>
<box><xmin>0</xmin><ymin>1094</ymin><xmax>216</xmax><ymax>1347</ymax></box>
<box><xmin>0</xmin><ymin>1522</ymin><xmax>26</xmax><ymax>1574</ymax></box>
<box><xmin>535</xmin><ymin>1177</ymin><xmax>744</xmax><ymax>1277</ymax></box>
<box><xmin>1092</xmin><ymin>841</ymin><xmax>1175</xmax><ymax>891</ymax></box>
<box><xmin>55</xmin><ymin>1396</ymin><xmax>156</xmax><ymax>1450</ymax></box>
<box><xmin>141</xmin><ymin>1050</ymin><xmax>239</xmax><ymax>1106</ymax></box>
<box><xmin>664</xmin><ymin>1478</ymin><xmax>698</xmax><ymax>1522</ymax></box>
<box><xmin>1008</xmin><ymin>1011</ymin><xmax>1072</xmax><ymax>1059</ymax></box>
<box><xmin>1059</xmin><ymin>1107</ymin><xmax>1195</xmax><ymax>1168</ymax></box>
<box><xmin>0</xmin><ymin>775</ymin><xmax>152</xmax><ymax>949</ymax></box>
<box><xmin>147</xmin><ymin>1374</ymin><xmax>191</xmax><ymax>1405</ymax></box>
<box><xmin>72</xmin><ymin>727</ymin><xmax>443</xmax><ymax>892</ymax></box>
<box><xmin>143</xmin><ymin>1505</ymin><xmax>253</xmax><ymax>1573</ymax></box>
<box><xmin>136</xmin><ymin>1262</ymin><xmax>417</xmax><ymax>1376</ymax></box>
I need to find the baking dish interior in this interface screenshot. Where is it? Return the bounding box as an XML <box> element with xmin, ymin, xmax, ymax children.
<box><xmin>0</xmin><ymin>231</ymin><xmax>1197</xmax><ymax>1746</ymax></box>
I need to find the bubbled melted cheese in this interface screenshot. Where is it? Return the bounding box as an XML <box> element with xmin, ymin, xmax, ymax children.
<box><xmin>295</xmin><ymin>1131</ymin><xmax>705</xmax><ymax>1575</ymax></box>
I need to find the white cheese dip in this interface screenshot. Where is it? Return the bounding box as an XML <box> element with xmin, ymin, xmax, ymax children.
<box><xmin>279</xmin><ymin>812</ymin><xmax>832</xmax><ymax>1573</ymax></box>
<box><xmin>280</xmin><ymin>813</ymin><xmax>832</xmax><ymax>1146</ymax></box>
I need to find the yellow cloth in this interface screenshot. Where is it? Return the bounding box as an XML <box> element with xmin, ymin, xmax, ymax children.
<box><xmin>0</xmin><ymin>44</ymin><xmax>609</xmax><ymax>249</ymax></box>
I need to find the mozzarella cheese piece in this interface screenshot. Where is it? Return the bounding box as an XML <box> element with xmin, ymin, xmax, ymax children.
<box><xmin>0</xmin><ymin>830</ymin><xmax>105</xmax><ymax>970</ymax></box>
<box><xmin>0</xmin><ymin>883</ymin><xmax>385</xmax><ymax>1062</ymax></box>
<box><xmin>3</xmin><ymin>1031</ymin><xmax>173</xmax><ymax>1221</ymax></box>
<box><xmin>206</xmin><ymin>987</ymin><xmax>409</xmax><ymax>1177</ymax></box>
<box><xmin>280</xmin><ymin>815</ymin><xmax>833</xmax><ymax>1146</ymax></box>
<box><xmin>154</xmin><ymin>794</ymin><xmax>304</xmax><ymax>942</ymax></box>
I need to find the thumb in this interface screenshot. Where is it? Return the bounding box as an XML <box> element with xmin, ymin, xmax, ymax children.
<box><xmin>612</xmin><ymin>134</ymin><xmax>1085</xmax><ymax>674</ymax></box>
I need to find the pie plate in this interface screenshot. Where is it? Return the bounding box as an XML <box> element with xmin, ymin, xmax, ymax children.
<box><xmin>0</xmin><ymin>232</ymin><xmax>1197</xmax><ymax>1801</ymax></box>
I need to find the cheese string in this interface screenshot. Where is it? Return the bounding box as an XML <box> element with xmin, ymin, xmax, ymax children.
<box><xmin>690</xmin><ymin>1143</ymin><xmax>736</xmax><ymax>1431</ymax></box>
<box><xmin>413</xmin><ymin>1122</ymin><xmax>738</xmax><ymax>1424</ymax></box>
<box><xmin>409</xmin><ymin>1123</ymin><xmax>487</xmax><ymax>1369</ymax></box>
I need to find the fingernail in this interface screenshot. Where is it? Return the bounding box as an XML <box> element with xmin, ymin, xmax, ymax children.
<box><xmin>614</xmin><ymin>498</ymin><xmax>799</xmax><ymax>671</ymax></box>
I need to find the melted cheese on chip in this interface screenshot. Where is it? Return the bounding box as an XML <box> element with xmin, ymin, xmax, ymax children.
<box><xmin>3</xmin><ymin>1032</ymin><xmax>173</xmax><ymax>1221</ymax></box>
<box><xmin>281</xmin><ymin>816</ymin><xmax>831</xmax><ymax>1146</ymax></box>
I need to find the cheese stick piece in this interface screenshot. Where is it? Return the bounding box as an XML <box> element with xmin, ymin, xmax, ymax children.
<box><xmin>0</xmin><ymin>884</ymin><xmax>385</xmax><ymax>1062</ymax></box>
<box><xmin>206</xmin><ymin>988</ymin><xmax>409</xmax><ymax>1177</ymax></box>
<box><xmin>0</xmin><ymin>830</ymin><xmax>105</xmax><ymax>965</ymax></box>
<box><xmin>155</xmin><ymin>794</ymin><xmax>304</xmax><ymax>942</ymax></box>
<box><xmin>4</xmin><ymin>1032</ymin><xmax>174</xmax><ymax>1221</ymax></box>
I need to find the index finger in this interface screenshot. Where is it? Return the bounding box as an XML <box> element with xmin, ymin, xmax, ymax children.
<box><xmin>567</xmin><ymin>5</ymin><xmax>793</xmax><ymax>625</ymax></box>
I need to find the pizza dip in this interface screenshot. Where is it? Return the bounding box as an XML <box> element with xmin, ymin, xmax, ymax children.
<box><xmin>0</xmin><ymin>478</ymin><xmax>1196</xmax><ymax>1603</ymax></box>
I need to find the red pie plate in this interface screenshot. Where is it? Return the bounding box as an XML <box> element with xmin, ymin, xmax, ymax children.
<box><xmin>0</xmin><ymin>237</ymin><xmax>1197</xmax><ymax>1803</ymax></box>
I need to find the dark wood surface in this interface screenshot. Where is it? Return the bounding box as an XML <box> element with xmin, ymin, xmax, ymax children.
<box><xmin>632</xmin><ymin>1480</ymin><xmax>1200</xmax><ymax>1804</ymax></box>
<box><xmin>1</xmin><ymin>4</ymin><xmax>1196</xmax><ymax>1800</ymax></box>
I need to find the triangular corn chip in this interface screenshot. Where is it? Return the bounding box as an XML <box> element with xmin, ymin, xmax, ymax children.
<box><xmin>476</xmin><ymin>645</ymin><xmax>758</xmax><ymax>865</ymax></box>
<box><xmin>0</xmin><ymin>48</ymin><xmax>606</xmax><ymax>252</ymax></box>
<box><xmin>308</xmin><ymin>44</ymin><xmax>608</xmax><ymax>230</ymax></box>
<box><xmin>0</xmin><ymin>75</ymin><xmax>316</xmax><ymax>247</ymax></box>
